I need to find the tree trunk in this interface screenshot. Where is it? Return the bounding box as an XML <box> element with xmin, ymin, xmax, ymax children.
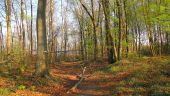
<box><xmin>116</xmin><ymin>0</ymin><xmax>122</xmax><ymax>61</ymax></box>
<box><xmin>50</xmin><ymin>0</ymin><xmax>56</xmax><ymax>63</ymax></box>
<box><xmin>4</xmin><ymin>0</ymin><xmax>12</xmax><ymax>69</ymax></box>
<box><xmin>35</xmin><ymin>0</ymin><xmax>49</xmax><ymax>76</ymax></box>
<box><xmin>21</xmin><ymin>0</ymin><xmax>26</xmax><ymax>52</ymax></box>
<box><xmin>30</xmin><ymin>0</ymin><xmax>33</xmax><ymax>55</ymax></box>
<box><xmin>0</xmin><ymin>22</ymin><xmax>3</xmax><ymax>56</ymax></box>
<box><xmin>102</xmin><ymin>0</ymin><xmax>116</xmax><ymax>64</ymax></box>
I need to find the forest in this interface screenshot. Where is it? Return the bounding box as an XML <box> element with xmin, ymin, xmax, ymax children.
<box><xmin>0</xmin><ymin>0</ymin><xmax>170</xmax><ymax>96</ymax></box>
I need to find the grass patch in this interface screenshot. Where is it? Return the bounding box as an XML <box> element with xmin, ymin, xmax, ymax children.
<box><xmin>110</xmin><ymin>56</ymin><xmax>170</xmax><ymax>95</ymax></box>
<box><xmin>100</xmin><ymin>59</ymin><xmax>133</xmax><ymax>73</ymax></box>
<box><xmin>0</xmin><ymin>88</ymin><xmax>11</xmax><ymax>96</ymax></box>
<box><xmin>17</xmin><ymin>85</ymin><xmax>26</xmax><ymax>90</ymax></box>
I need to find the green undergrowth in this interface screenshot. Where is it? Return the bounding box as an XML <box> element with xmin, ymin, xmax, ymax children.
<box><xmin>99</xmin><ymin>59</ymin><xmax>134</xmax><ymax>74</ymax></box>
<box><xmin>102</xmin><ymin>56</ymin><xmax>170</xmax><ymax>95</ymax></box>
<box><xmin>0</xmin><ymin>88</ymin><xmax>11</xmax><ymax>96</ymax></box>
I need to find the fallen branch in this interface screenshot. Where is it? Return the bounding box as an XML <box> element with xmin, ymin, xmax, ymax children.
<box><xmin>67</xmin><ymin>67</ymin><xmax>86</xmax><ymax>93</ymax></box>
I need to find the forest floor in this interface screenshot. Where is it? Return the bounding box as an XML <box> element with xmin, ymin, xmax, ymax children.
<box><xmin>0</xmin><ymin>56</ymin><xmax>169</xmax><ymax>96</ymax></box>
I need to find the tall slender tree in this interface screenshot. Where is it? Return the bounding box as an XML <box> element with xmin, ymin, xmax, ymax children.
<box><xmin>0</xmin><ymin>22</ymin><xmax>3</xmax><ymax>54</ymax></box>
<box><xmin>50</xmin><ymin>0</ymin><xmax>55</xmax><ymax>63</ymax></box>
<box><xmin>30</xmin><ymin>0</ymin><xmax>33</xmax><ymax>55</ymax></box>
<box><xmin>21</xmin><ymin>0</ymin><xmax>26</xmax><ymax>51</ymax></box>
<box><xmin>4</xmin><ymin>0</ymin><xmax>12</xmax><ymax>65</ymax></box>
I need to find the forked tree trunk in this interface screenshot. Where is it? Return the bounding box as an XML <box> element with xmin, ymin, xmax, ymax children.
<box><xmin>79</xmin><ymin>0</ymin><xmax>98</xmax><ymax>61</ymax></box>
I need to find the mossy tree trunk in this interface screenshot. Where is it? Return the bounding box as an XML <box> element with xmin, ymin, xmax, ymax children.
<box><xmin>102</xmin><ymin>0</ymin><xmax>116</xmax><ymax>64</ymax></box>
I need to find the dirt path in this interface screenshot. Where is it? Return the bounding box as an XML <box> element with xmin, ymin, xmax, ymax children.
<box><xmin>52</xmin><ymin>62</ymin><xmax>132</xmax><ymax>96</ymax></box>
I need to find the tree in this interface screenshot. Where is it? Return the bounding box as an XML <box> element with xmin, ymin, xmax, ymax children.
<box><xmin>4</xmin><ymin>0</ymin><xmax>12</xmax><ymax>67</ymax></box>
<box><xmin>21</xmin><ymin>0</ymin><xmax>25</xmax><ymax>51</ymax></box>
<box><xmin>102</xmin><ymin>0</ymin><xmax>116</xmax><ymax>63</ymax></box>
<box><xmin>49</xmin><ymin>0</ymin><xmax>56</xmax><ymax>63</ymax></box>
<box><xmin>30</xmin><ymin>0</ymin><xmax>33</xmax><ymax>55</ymax></box>
<box><xmin>79</xmin><ymin>0</ymin><xmax>99</xmax><ymax>61</ymax></box>
<box><xmin>20</xmin><ymin>0</ymin><xmax>26</xmax><ymax>68</ymax></box>
<box><xmin>0</xmin><ymin>22</ymin><xmax>3</xmax><ymax>54</ymax></box>
<box><xmin>35</xmin><ymin>0</ymin><xmax>49</xmax><ymax>77</ymax></box>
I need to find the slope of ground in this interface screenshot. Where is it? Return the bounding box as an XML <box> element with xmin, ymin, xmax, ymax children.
<box><xmin>0</xmin><ymin>56</ymin><xmax>169</xmax><ymax>96</ymax></box>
